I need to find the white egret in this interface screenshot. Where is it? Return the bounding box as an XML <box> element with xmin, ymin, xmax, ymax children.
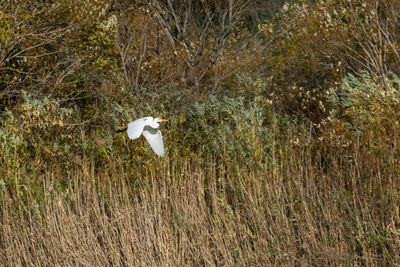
<box><xmin>118</xmin><ymin>117</ymin><xmax>168</xmax><ymax>157</ymax></box>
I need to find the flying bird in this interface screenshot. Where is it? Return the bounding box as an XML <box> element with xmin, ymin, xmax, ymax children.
<box><xmin>118</xmin><ymin>117</ymin><xmax>168</xmax><ymax>157</ymax></box>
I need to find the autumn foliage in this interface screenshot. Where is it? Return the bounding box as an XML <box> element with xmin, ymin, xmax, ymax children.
<box><xmin>1</xmin><ymin>0</ymin><xmax>400</xmax><ymax>265</ymax></box>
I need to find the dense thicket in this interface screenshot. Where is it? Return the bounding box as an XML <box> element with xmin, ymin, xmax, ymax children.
<box><xmin>1</xmin><ymin>0</ymin><xmax>399</xmax><ymax>265</ymax></box>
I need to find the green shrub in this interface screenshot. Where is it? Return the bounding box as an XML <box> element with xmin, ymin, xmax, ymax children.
<box><xmin>0</xmin><ymin>92</ymin><xmax>77</xmax><ymax>170</ymax></box>
<box><xmin>322</xmin><ymin>71</ymin><xmax>400</xmax><ymax>147</ymax></box>
<box><xmin>180</xmin><ymin>74</ymin><xmax>286</xmax><ymax>167</ymax></box>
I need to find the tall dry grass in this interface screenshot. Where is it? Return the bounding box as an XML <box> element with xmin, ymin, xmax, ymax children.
<box><xmin>1</xmin><ymin>134</ymin><xmax>399</xmax><ymax>266</ymax></box>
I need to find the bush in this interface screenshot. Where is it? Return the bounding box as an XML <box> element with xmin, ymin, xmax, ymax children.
<box><xmin>180</xmin><ymin>74</ymin><xmax>287</xmax><ymax>168</ymax></box>
<box><xmin>0</xmin><ymin>92</ymin><xmax>76</xmax><ymax>170</ymax></box>
<box><xmin>262</xmin><ymin>0</ymin><xmax>400</xmax><ymax>122</ymax></box>
<box><xmin>321</xmin><ymin>71</ymin><xmax>400</xmax><ymax>150</ymax></box>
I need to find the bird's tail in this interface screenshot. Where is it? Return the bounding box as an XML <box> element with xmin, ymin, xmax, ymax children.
<box><xmin>116</xmin><ymin>127</ymin><xmax>128</xmax><ymax>133</ymax></box>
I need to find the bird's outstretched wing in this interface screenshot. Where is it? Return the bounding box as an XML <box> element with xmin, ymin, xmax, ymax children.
<box><xmin>142</xmin><ymin>126</ymin><xmax>165</xmax><ymax>157</ymax></box>
<box><xmin>127</xmin><ymin>117</ymin><xmax>149</xmax><ymax>139</ymax></box>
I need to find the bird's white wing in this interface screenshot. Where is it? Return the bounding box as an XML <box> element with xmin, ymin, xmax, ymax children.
<box><xmin>142</xmin><ymin>126</ymin><xmax>165</xmax><ymax>157</ymax></box>
<box><xmin>127</xmin><ymin>117</ymin><xmax>149</xmax><ymax>139</ymax></box>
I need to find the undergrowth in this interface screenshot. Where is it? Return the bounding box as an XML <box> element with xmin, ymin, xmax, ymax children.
<box><xmin>1</xmin><ymin>127</ymin><xmax>399</xmax><ymax>265</ymax></box>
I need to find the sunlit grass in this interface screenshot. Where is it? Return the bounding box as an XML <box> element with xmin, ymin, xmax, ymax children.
<box><xmin>1</xmin><ymin>132</ymin><xmax>399</xmax><ymax>265</ymax></box>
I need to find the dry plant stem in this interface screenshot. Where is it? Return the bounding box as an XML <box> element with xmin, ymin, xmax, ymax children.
<box><xmin>151</xmin><ymin>0</ymin><xmax>260</xmax><ymax>91</ymax></box>
<box><xmin>1</xmin><ymin>138</ymin><xmax>399</xmax><ymax>265</ymax></box>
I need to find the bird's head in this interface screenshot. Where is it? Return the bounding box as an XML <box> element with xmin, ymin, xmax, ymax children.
<box><xmin>152</xmin><ymin>117</ymin><xmax>168</xmax><ymax>128</ymax></box>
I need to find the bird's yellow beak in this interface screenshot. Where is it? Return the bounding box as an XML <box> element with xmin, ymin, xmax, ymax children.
<box><xmin>158</xmin><ymin>118</ymin><xmax>168</xmax><ymax>122</ymax></box>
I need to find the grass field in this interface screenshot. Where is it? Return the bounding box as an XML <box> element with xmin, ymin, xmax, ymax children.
<box><xmin>1</xmin><ymin>134</ymin><xmax>399</xmax><ymax>265</ymax></box>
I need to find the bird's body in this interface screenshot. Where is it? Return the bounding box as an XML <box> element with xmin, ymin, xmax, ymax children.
<box><xmin>120</xmin><ymin>117</ymin><xmax>168</xmax><ymax>157</ymax></box>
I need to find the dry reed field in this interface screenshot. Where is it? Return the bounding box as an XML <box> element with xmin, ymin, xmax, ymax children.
<box><xmin>1</xmin><ymin>136</ymin><xmax>399</xmax><ymax>266</ymax></box>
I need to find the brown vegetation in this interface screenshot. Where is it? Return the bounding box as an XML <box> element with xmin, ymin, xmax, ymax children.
<box><xmin>1</xmin><ymin>0</ymin><xmax>400</xmax><ymax>265</ymax></box>
<box><xmin>1</xmin><ymin>131</ymin><xmax>399</xmax><ymax>265</ymax></box>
